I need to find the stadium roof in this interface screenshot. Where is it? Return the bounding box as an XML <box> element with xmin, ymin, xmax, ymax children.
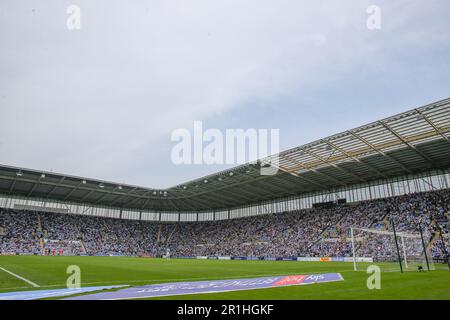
<box><xmin>1</xmin><ymin>98</ymin><xmax>450</xmax><ymax>212</ymax></box>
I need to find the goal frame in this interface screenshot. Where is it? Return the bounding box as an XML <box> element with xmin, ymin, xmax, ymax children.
<box><xmin>350</xmin><ymin>225</ymin><xmax>430</xmax><ymax>272</ymax></box>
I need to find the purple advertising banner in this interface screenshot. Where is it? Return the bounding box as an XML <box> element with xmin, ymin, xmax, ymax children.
<box><xmin>65</xmin><ymin>273</ymin><xmax>343</xmax><ymax>300</ymax></box>
<box><xmin>0</xmin><ymin>285</ymin><xmax>127</xmax><ymax>300</ymax></box>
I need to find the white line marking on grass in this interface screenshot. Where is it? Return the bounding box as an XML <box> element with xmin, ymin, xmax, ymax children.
<box><xmin>0</xmin><ymin>266</ymin><xmax>40</xmax><ymax>288</ymax></box>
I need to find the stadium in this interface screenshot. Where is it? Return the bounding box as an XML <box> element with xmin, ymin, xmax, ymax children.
<box><xmin>0</xmin><ymin>98</ymin><xmax>449</xmax><ymax>300</ymax></box>
<box><xmin>2</xmin><ymin>1</ymin><xmax>450</xmax><ymax>306</ymax></box>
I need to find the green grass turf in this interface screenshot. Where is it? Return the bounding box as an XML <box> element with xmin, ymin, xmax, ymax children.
<box><xmin>0</xmin><ymin>255</ymin><xmax>449</xmax><ymax>299</ymax></box>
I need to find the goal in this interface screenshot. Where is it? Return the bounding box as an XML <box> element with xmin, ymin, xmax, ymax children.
<box><xmin>350</xmin><ymin>225</ymin><xmax>434</xmax><ymax>272</ymax></box>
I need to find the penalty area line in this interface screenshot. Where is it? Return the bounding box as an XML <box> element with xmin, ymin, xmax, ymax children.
<box><xmin>0</xmin><ymin>266</ymin><xmax>40</xmax><ymax>288</ymax></box>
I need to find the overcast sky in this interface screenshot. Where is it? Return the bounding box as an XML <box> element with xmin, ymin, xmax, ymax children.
<box><xmin>1</xmin><ymin>0</ymin><xmax>449</xmax><ymax>188</ymax></box>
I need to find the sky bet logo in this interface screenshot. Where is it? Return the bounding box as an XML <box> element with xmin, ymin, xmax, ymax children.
<box><xmin>273</xmin><ymin>275</ymin><xmax>307</xmax><ymax>286</ymax></box>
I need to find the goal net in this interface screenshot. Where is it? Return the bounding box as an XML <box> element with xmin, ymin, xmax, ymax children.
<box><xmin>350</xmin><ymin>226</ymin><xmax>435</xmax><ymax>272</ymax></box>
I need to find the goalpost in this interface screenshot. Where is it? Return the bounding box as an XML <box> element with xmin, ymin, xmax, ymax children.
<box><xmin>350</xmin><ymin>225</ymin><xmax>433</xmax><ymax>272</ymax></box>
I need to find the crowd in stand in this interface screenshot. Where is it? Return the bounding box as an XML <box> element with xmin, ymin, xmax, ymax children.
<box><xmin>0</xmin><ymin>189</ymin><xmax>448</xmax><ymax>261</ymax></box>
<box><xmin>0</xmin><ymin>211</ymin><xmax>41</xmax><ymax>255</ymax></box>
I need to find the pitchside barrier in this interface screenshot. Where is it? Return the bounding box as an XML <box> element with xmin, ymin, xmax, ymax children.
<box><xmin>296</xmin><ymin>257</ymin><xmax>373</xmax><ymax>262</ymax></box>
<box><xmin>181</xmin><ymin>255</ymin><xmax>374</xmax><ymax>262</ymax></box>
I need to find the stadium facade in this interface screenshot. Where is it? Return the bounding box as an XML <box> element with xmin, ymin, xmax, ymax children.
<box><xmin>0</xmin><ymin>98</ymin><xmax>449</xmax><ymax>222</ymax></box>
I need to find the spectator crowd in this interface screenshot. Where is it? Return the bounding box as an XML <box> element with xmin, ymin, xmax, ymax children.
<box><xmin>0</xmin><ymin>189</ymin><xmax>448</xmax><ymax>261</ymax></box>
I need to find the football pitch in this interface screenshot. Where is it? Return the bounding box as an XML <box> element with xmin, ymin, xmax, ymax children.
<box><xmin>0</xmin><ymin>255</ymin><xmax>449</xmax><ymax>300</ymax></box>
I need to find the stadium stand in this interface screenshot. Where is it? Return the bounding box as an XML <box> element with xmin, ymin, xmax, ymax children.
<box><xmin>1</xmin><ymin>100</ymin><xmax>449</xmax><ymax>266</ymax></box>
<box><xmin>1</xmin><ymin>189</ymin><xmax>448</xmax><ymax>260</ymax></box>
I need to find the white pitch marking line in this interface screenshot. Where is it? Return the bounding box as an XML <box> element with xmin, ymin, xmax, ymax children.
<box><xmin>0</xmin><ymin>266</ymin><xmax>40</xmax><ymax>288</ymax></box>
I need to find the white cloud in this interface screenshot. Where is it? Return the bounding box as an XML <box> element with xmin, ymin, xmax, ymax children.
<box><xmin>0</xmin><ymin>0</ymin><xmax>449</xmax><ymax>186</ymax></box>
